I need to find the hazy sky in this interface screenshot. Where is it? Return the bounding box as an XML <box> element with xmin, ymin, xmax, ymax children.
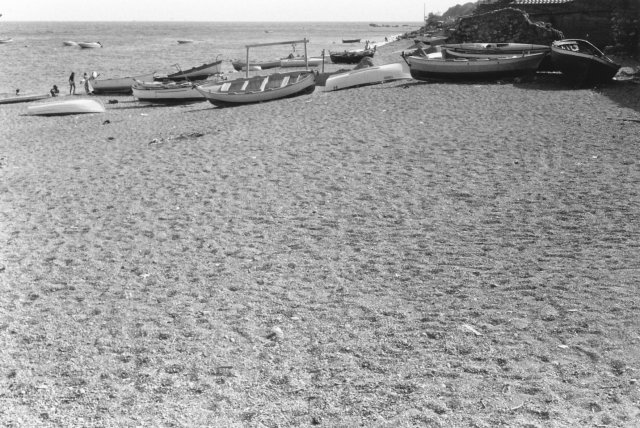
<box><xmin>1</xmin><ymin>1</ymin><xmax>468</xmax><ymax>21</ymax></box>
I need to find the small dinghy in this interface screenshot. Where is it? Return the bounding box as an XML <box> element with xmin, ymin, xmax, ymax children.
<box><xmin>27</xmin><ymin>98</ymin><xmax>105</xmax><ymax>116</ymax></box>
<box><xmin>63</xmin><ymin>40</ymin><xmax>78</xmax><ymax>46</ymax></box>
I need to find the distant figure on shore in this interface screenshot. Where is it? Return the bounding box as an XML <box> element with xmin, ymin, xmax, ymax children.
<box><xmin>50</xmin><ymin>85</ymin><xmax>60</xmax><ymax>97</ymax></box>
<box><xmin>69</xmin><ymin>72</ymin><xmax>76</xmax><ymax>94</ymax></box>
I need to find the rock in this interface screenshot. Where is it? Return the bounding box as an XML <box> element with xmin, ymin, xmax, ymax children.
<box><xmin>267</xmin><ymin>326</ymin><xmax>284</xmax><ymax>342</ymax></box>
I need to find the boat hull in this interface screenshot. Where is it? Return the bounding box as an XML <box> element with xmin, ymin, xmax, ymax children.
<box><xmin>0</xmin><ymin>93</ymin><xmax>50</xmax><ymax>104</ymax></box>
<box><xmin>91</xmin><ymin>73</ymin><xmax>156</xmax><ymax>94</ymax></box>
<box><xmin>159</xmin><ymin>60</ymin><xmax>223</xmax><ymax>81</ymax></box>
<box><xmin>27</xmin><ymin>98</ymin><xmax>105</xmax><ymax>115</ymax></box>
<box><xmin>324</xmin><ymin>62</ymin><xmax>411</xmax><ymax>91</ymax></box>
<box><xmin>329</xmin><ymin>50</ymin><xmax>375</xmax><ymax>64</ymax></box>
<box><xmin>195</xmin><ymin>71</ymin><xmax>316</xmax><ymax>107</ymax></box>
<box><xmin>232</xmin><ymin>60</ymin><xmax>280</xmax><ymax>71</ymax></box>
<box><xmin>279</xmin><ymin>57</ymin><xmax>324</xmax><ymax>67</ymax></box>
<box><xmin>441</xmin><ymin>43</ymin><xmax>550</xmax><ymax>57</ymax></box>
<box><xmin>406</xmin><ymin>53</ymin><xmax>546</xmax><ymax>81</ymax></box>
<box><xmin>550</xmin><ymin>39</ymin><xmax>620</xmax><ymax>86</ymax></box>
<box><xmin>132</xmin><ymin>81</ymin><xmax>205</xmax><ymax>103</ymax></box>
<box><xmin>0</xmin><ymin>38</ymin><xmax>14</xmax><ymax>44</ymax></box>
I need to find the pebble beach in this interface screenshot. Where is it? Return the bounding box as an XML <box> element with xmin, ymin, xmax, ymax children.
<box><xmin>2</xmin><ymin>39</ymin><xmax>640</xmax><ymax>426</ymax></box>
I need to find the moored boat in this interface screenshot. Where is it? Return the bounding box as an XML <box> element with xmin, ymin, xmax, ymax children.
<box><xmin>78</xmin><ymin>41</ymin><xmax>103</xmax><ymax>48</ymax></box>
<box><xmin>323</xmin><ymin>62</ymin><xmax>411</xmax><ymax>92</ymax></box>
<box><xmin>195</xmin><ymin>71</ymin><xmax>316</xmax><ymax>107</ymax></box>
<box><xmin>342</xmin><ymin>38</ymin><xmax>361</xmax><ymax>43</ymax></box>
<box><xmin>132</xmin><ymin>80</ymin><xmax>206</xmax><ymax>103</ymax></box>
<box><xmin>329</xmin><ymin>49</ymin><xmax>375</xmax><ymax>64</ymax></box>
<box><xmin>27</xmin><ymin>98</ymin><xmax>105</xmax><ymax>115</ymax></box>
<box><xmin>177</xmin><ymin>39</ymin><xmax>194</xmax><ymax>44</ymax></box>
<box><xmin>550</xmin><ymin>39</ymin><xmax>621</xmax><ymax>87</ymax></box>
<box><xmin>91</xmin><ymin>72</ymin><xmax>156</xmax><ymax>94</ymax></box>
<box><xmin>403</xmin><ymin>52</ymin><xmax>546</xmax><ymax>81</ymax></box>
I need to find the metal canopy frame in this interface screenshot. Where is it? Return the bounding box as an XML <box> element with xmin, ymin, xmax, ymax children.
<box><xmin>244</xmin><ymin>38</ymin><xmax>309</xmax><ymax>78</ymax></box>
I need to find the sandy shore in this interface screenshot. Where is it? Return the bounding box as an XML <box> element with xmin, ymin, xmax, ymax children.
<box><xmin>2</xmin><ymin>39</ymin><xmax>640</xmax><ymax>426</ymax></box>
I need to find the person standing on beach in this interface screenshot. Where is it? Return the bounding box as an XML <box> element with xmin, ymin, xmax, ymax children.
<box><xmin>69</xmin><ymin>72</ymin><xmax>76</xmax><ymax>94</ymax></box>
<box><xmin>82</xmin><ymin>72</ymin><xmax>92</xmax><ymax>94</ymax></box>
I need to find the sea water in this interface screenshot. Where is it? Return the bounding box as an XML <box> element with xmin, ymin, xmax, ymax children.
<box><xmin>0</xmin><ymin>21</ymin><xmax>419</xmax><ymax>93</ymax></box>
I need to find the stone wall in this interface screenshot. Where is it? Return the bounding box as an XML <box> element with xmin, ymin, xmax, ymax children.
<box><xmin>447</xmin><ymin>8</ymin><xmax>564</xmax><ymax>45</ymax></box>
<box><xmin>474</xmin><ymin>0</ymin><xmax>639</xmax><ymax>53</ymax></box>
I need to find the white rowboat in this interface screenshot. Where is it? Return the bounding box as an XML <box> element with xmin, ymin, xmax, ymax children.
<box><xmin>323</xmin><ymin>62</ymin><xmax>412</xmax><ymax>92</ymax></box>
<box><xmin>27</xmin><ymin>98</ymin><xmax>105</xmax><ymax>115</ymax></box>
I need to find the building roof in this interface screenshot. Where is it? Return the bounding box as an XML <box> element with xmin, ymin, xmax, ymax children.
<box><xmin>511</xmin><ymin>0</ymin><xmax>573</xmax><ymax>4</ymax></box>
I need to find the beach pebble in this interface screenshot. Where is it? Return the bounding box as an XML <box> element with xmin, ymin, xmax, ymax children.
<box><xmin>267</xmin><ymin>326</ymin><xmax>284</xmax><ymax>342</ymax></box>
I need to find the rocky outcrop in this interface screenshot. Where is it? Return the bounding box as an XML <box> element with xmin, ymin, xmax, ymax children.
<box><xmin>447</xmin><ymin>7</ymin><xmax>563</xmax><ymax>45</ymax></box>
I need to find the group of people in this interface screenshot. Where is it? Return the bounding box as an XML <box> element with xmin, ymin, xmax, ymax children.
<box><xmin>66</xmin><ymin>71</ymin><xmax>93</xmax><ymax>95</ymax></box>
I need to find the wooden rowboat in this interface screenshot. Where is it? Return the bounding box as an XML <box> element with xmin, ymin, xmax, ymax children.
<box><xmin>342</xmin><ymin>38</ymin><xmax>361</xmax><ymax>43</ymax></box>
<box><xmin>157</xmin><ymin>59</ymin><xmax>222</xmax><ymax>82</ymax></box>
<box><xmin>403</xmin><ymin>52</ymin><xmax>547</xmax><ymax>81</ymax></box>
<box><xmin>0</xmin><ymin>37</ymin><xmax>14</xmax><ymax>44</ymax></box>
<box><xmin>279</xmin><ymin>57</ymin><xmax>324</xmax><ymax>67</ymax></box>
<box><xmin>91</xmin><ymin>73</ymin><xmax>156</xmax><ymax>94</ymax></box>
<box><xmin>232</xmin><ymin>59</ymin><xmax>280</xmax><ymax>71</ymax></box>
<box><xmin>329</xmin><ymin>49</ymin><xmax>375</xmax><ymax>64</ymax></box>
<box><xmin>323</xmin><ymin>62</ymin><xmax>411</xmax><ymax>92</ymax></box>
<box><xmin>550</xmin><ymin>39</ymin><xmax>620</xmax><ymax>87</ymax></box>
<box><xmin>132</xmin><ymin>80</ymin><xmax>205</xmax><ymax>103</ymax></box>
<box><xmin>195</xmin><ymin>71</ymin><xmax>316</xmax><ymax>107</ymax></box>
<box><xmin>441</xmin><ymin>43</ymin><xmax>550</xmax><ymax>59</ymax></box>
<box><xmin>27</xmin><ymin>98</ymin><xmax>105</xmax><ymax>115</ymax></box>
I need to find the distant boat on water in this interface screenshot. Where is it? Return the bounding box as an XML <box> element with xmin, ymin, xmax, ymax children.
<box><xmin>78</xmin><ymin>41</ymin><xmax>103</xmax><ymax>48</ymax></box>
<box><xmin>342</xmin><ymin>38</ymin><xmax>361</xmax><ymax>43</ymax></box>
<box><xmin>177</xmin><ymin>39</ymin><xmax>194</xmax><ymax>44</ymax></box>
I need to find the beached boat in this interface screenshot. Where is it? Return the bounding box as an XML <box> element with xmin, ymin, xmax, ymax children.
<box><xmin>550</xmin><ymin>39</ymin><xmax>621</xmax><ymax>87</ymax></box>
<box><xmin>342</xmin><ymin>38</ymin><xmax>361</xmax><ymax>43</ymax></box>
<box><xmin>329</xmin><ymin>49</ymin><xmax>375</xmax><ymax>64</ymax></box>
<box><xmin>78</xmin><ymin>42</ymin><xmax>102</xmax><ymax>48</ymax></box>
<box><xmin>132</xmin><ymin>80</ymin><xmax>205</xmax><ymax>103</ymax></box>
<box><xmin>323</xmin><ymin>62</ymin><xmax>411</xmax><ymax>92</ymax></box>
<box><xmin>63</xmin><ymin>40</ymin><xmax>78</xmax><ymax>46</ymax></box>
<box><xmin>441</xmin><ymin>43</ymin><xmax>550</xmax><ymax>59</ymax></box>
<box><xmin>232</xmin><ymin>59</ymin><xmax>280</xmax><ymax>71</ymax></box>
<box><xmin>195</xmin><ymin>71</ymin><xmax>316</xmax><ymax>107</ymax></box>
<box><xmin>404</xmin><ymin>52</ymin><xmax>546</xmax><ymax>81</ymax></box>
<box><xmin>0</xmin><ymin>92</ymin><xmax>50</xmax><ymax>104</ymax></box>
<box><xmin>27</xmin><ymin>98</ymin><xmax>105</xmax><ymax>115</ymax></box>
<box><xmin>0</xmin><ymin>37</ymin><xmax>13</xmax><ymax>44</ymax></box>
<box><xmin>91</xmin><ymin>72</ymin><xmax>156</xmax><ymax>94</ymax></box>
<box><xmin>279</xmin><ymin>57</ymin><xmax>324</xmax><ymax>67</ymax></box>
<box><xmin>157</xmin><ymin>59</ymin><xmax>223</xmax><ymax>81</ymax></box>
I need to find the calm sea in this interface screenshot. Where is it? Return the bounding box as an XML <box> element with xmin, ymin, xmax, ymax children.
<box><xmin>0</xmin><ymin>21</ymin><xmax>420</xmax><ymax>93</ymax></box>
